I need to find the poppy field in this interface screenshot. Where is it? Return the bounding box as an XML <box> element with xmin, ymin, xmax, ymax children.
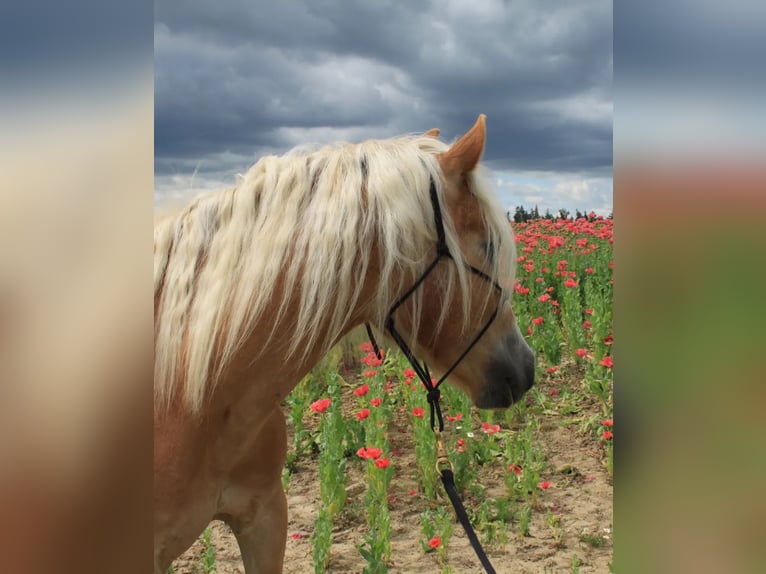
<box><xmin>171</xmin><ymin>214</ymin><xmax>614</xmax><ymax>573</ymax></box>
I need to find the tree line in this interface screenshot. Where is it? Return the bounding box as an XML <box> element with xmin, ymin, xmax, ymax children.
<box><xmin>507</xmin><ymin>205</ymin><xmax>613</xmax><ymax>223</ymax></box>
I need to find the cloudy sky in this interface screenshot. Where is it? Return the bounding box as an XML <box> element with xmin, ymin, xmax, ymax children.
<box><xmin>155</xmin><ymin>0</ymin><xmax>612</xmax><ymax>216</ymax></box>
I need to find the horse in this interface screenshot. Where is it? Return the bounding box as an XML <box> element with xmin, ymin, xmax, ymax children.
<box><xmin>153</xmin><ymin>115</ymin><xmax>535</xmax><ymax>573</ymax></box>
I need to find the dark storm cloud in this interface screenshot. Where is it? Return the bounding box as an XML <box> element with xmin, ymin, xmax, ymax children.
<box><xmin>155</xmin><ymin>0</ymin><xmax>612</xmax><ymax>179</ymax></box>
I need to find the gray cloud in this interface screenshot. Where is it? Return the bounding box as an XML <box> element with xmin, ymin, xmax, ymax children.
<box><xmin>155</xmin><ymin>0</ymin><xmax>612</xmax><ymax>183</ymax></box>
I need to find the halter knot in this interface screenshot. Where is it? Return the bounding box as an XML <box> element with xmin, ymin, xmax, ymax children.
<box><xmin>426</xmin><ymin>387</ymin><xmax>441</xmax><ymax>405</ymax></box>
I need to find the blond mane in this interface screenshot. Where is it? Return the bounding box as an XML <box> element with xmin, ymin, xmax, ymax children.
<box><xmin>154</xmin><ymin>134</ymin><xmax>516</xmax><ymax>413</ymax></box>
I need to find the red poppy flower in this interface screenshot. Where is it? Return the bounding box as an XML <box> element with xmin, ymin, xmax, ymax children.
<box><xmin>602</xmin><ymin>430</ymin><xmax>613</xmax><ymax>440</ymax></box>
<box><xmin>575</xmin><ymin>348</ymin><xmax>588</xmax><ymax>358</ymax></box>
<box><xmin>309</xmin><ymin>398</ymin><xmax>331</xmax><ymax>413</ymax></box>
<box><xmin>538</xmin><ymin>293</ymin><xmax>551</xmax><ymax>303</ymax></box>
<box><xmin>564</xmin><ymin>278</ymin><xmax>578</xmax><ymax>288</ymax></box>
<box><xmin>603</xmin><ymin>334</ymin><xmax>613</xmax><ymax>345</ymax></box>
<box><xmin>524</xmin><ymin>262</ymin><xmax>535</xmax><ymax>273</ymax></box>
<box><xmin>356</xmin><ymin>408</ymin><xmax>370</xmax><ymax>420</ymax></box>
<box><xmin>358</xmin><ymin>342</ymin><xmax>373</xmax><ymax>353</ymax></box>
<box><xmin>361</xmin><ymin>353</ymin><xmax>383</xmax><ymax>367</ymax></box>
<box><xmin>546</xmin><ymin>366</ymin><xmax>559</xmax><ymax>374</ymax></box>
<box><xmin>446</xmin><ymin>413</ymin><xmax>463</xmax><ymax>422</ymax></box>
<box><xmin>481</xmin><ymin>422</ymin><xmax>500</xmax><ymax>434</ymax></box>
<box><xmin>508</xmin><ymin>464</ymin><xmax>522</xmax><ymax>475</ymax></box>
<box><xmin>356</xmin><ymin>446</ymin><xmax>383</xmax><ymax>460</ymax></box>
<box><xmin>584</xmin><ymin>308</ymin><xmax>594</xmax><ymax>315</ymax></box>
<box><xmin>602</xmin><ymin>419</ymin><xmax>613</xmax><ymax>426</ymax></box>
<box><xmin>582</xmin><ymin>320</ymin><xmax>592</xmax><ymax>329</ymax></box>
<box><xmin>403</xmin><ymin>368</ymin><xmax>416</xmax><ymax>379</ymax></box>
<box><xmin>354</xmin><ymin>384</ymin><xmax>370</xmax><ymax>396</ymax></box>
<box><xmin>527</xmin><ymin>326</ymin><xmax>533</xmax><ymax>336</ymax></box>
<box><xmin>584</xmin><ymin>267</ymin><xmax>594</xmax><ymax>274</ymax></box>
<box><xmin>599</xmin><ymin>356</ymin><xmax>613</xmax><ymax>368</ymax></box>
<box><xmin>547</xmin><ymin>236</ymin><xmax>565</xmax><ymax>249</ymax></box>
<box><xmin>370</xmin><ymin>397</ymin><xmax>382</xmax><ymax>407</ymax></box>
<box><xmin>538</xmin><ymin>481</ymin><xmax>552</xmax><ymax>490</ymax></box>
<box><xmin>532</xmin><ymin>316</ymin><xmax>544</xmax><ymax>325</ymax></box>
<box><xmin>362</xmin><ymin>370</ymin><xmax>377</xmax><ymax>378</ymax></box>
<box><xmin>374</xmin><ymin>457</ymin><xmax>391</xmax><ymax>469</ymax></box>
<box><xmin>412</xmin><ymin>407</ymin><xmax>425</xmax><ymax>418</ymax></box>
<box><xmin>428</xmin><ymin>537</ymin><xmax>441</xmax><ymax>549</ymax></box>
<box><xmin>408</xmin><ymin>489</ymin><xmax>417</xmax><ymax>496</ymax></box>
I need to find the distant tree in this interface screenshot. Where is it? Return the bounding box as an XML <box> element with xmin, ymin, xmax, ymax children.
<box><xmin>509</xmin><ymin>205</ymin><xmax>611</xmax><ymax>222</ymax></box>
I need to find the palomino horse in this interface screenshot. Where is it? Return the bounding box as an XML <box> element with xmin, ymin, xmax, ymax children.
<box><xmin>154</xmin><ymin>115</ymin><xmax>535</xmax><ymax>573</ymax></box>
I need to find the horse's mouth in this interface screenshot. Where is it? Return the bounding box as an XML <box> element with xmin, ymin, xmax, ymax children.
<box><xmin>474</xmin><ymin>380</ymin><xmax>515</xmax><ymax>410</ymax></box>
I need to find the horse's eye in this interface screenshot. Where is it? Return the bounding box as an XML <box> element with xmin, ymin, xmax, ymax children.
<box><xmin>483</xmin><ymin>240</ymin><xmax>495</xmax><ymax>263</ymax></box>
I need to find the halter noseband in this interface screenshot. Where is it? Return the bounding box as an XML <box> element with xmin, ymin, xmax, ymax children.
<box><xmin>364</xmin><ymin>176</ymin><xmax>503</xmax><ymax>432</ymax></box>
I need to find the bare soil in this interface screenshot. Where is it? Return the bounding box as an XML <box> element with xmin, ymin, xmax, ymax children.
<box><xmin>172</xmin><ymin>373</ymin><xmax>613</xmax><ymax>573</ymax></box>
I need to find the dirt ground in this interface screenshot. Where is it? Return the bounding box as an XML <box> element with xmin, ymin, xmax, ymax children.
<box><xmin>172</xmin><ymin>374</ymin><xmax>613</xmax><ymax>573</ymax></box>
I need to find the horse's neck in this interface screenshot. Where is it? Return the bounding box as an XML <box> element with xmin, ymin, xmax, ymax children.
<box><xmin>221</xmin><ymin>289</ymin><xmax>372</xmax><ymax>407</ymax></box>
<box><xmin>212</xmin><ymin>242</ymin><xmax>387</xmax><ymax>413</ymax></box>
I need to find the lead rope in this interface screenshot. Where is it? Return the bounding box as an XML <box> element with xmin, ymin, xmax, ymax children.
<box><xmin>365</xmin><ymin>324</ymin><xmax>497</xmax><ymax>574</ymax></box>
<box><xmin>361</xmin><ymin>177</ymin><xmax>499</xmax><ymax>574</ymax></box>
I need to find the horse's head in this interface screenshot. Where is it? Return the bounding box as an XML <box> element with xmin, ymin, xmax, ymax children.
<box><xmin>394</xmin><ymin>115</ymin><xmax>535</xmax><ymax>409</ymax></box>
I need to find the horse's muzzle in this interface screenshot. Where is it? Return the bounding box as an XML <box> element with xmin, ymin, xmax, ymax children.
<box><xmin>475</xmin><ymin>330</ymin><xmax>535</xmax><ymax>409</ymax></box>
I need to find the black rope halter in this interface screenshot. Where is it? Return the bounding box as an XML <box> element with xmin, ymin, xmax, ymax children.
<box><xmin>364</xmin><ymin>176</ymin><xmax>503</xmax><ymax>574</ymax></box>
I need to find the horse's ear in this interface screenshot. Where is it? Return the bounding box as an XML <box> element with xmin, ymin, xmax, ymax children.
<box><xmin>438</xmin><ymin>114</ymin><xmax>486</xmax><ymax>177</ymax></box>
<box><xmin>423</xmin><ymin>128</ymin><xmax>440</xmax><ymax>138</ymax></box>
